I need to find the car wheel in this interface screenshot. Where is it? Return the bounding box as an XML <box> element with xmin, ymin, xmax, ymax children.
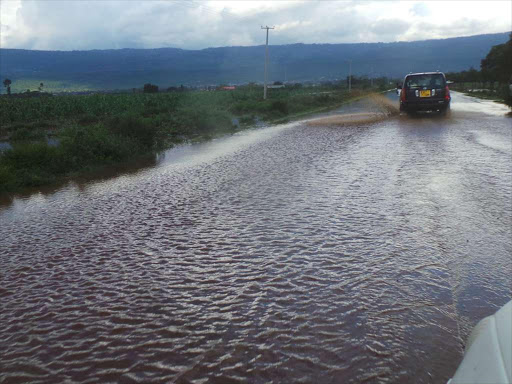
<box><xmin>440</xmin><ymin>105</ymin><xmax>451</xmax><ymax>117</ymax></box>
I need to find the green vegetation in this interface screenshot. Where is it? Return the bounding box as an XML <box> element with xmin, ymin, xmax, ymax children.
<box><xmin>0</xmin><ymin>84</ymin><xmax>374</xmax><ymax>193</ymax></box>
<box><xmin>0</xmin><ymin>92</ymin><xmax>182</xmax><ymax>124</ymax></box>
<box><xmin>446</xmin><ymin>33</ymin><xmax>512</xmax><ymax>107</ymax></box>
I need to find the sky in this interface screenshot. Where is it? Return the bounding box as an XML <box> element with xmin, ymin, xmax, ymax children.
<box><xmin>0</xmin><ymin>0</ymin><xmax>511</xmax><ymax>51</ymax></box>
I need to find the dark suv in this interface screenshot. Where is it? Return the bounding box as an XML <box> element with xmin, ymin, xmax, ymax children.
<box><xmin>399</xmin><ymin>72</ymin><xmax>451</xmax><ymax>115</ymax></box>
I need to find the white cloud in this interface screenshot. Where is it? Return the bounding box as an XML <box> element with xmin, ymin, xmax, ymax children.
<box><xmin>371</xmin><ymin>19</ymin><xmax>410</xmax><ymax>37</ymax></box>
<box><xmin>0</xmin><ymin>0</ymin><xmax>510</xmax><ymax>50</ymax></box>
<box><xmin>410</xmin><ymin>3</ymin><xmax>430</xmax><ymax>17</ymax></box>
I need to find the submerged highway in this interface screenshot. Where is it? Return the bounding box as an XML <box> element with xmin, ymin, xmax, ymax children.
<box><xmin>1</xmin><ymin>92</ymin><xmax>511</xmax><ymax>383</ymax></box>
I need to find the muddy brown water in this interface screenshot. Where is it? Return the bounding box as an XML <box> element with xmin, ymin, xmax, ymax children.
<box><xmin>1</xmin><ymin>93</ymin><xmax>511</xmax><ymax>383</ymax></box>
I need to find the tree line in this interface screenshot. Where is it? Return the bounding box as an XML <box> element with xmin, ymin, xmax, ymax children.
<box><xmin>446</xmin><ymin>32</ymin><xmax>511</xmax><ymax>83</ymax></box>
<box><xmin>445</xmin><ymin>32</ymin><xmax>511</xmax><ymax>105</ymax></box>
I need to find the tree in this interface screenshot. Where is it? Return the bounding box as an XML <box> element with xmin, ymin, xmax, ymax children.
<box><xmin>481</xmin><ymin>32</ymin><xmax>512</xmax><ymax>106</ymax></box>
<box><xmin>481</xmin><ymin>33</ymin><xmax>512</xmax><ymax>84</ymax></box>
<box><xmin>3</xmin><ymin>78</ymin><xmax>12</xmax><ymax>95</ymax></box>
<box><xmin>38</xmin><ymin>82</ymin><xmax>44</xmax><ymax>92</ymax></box>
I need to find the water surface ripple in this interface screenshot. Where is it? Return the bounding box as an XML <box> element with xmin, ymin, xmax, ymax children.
<box><xmin>1</xmin><ymin>93</ymin><xmax>511</xmax><ymax>383</ymax></box>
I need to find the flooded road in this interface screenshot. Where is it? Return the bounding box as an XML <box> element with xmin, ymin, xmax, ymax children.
<box><xmin>1</xmin><ymin>93</ymin><xmax>511</xmax><ymax>383</ymax></box>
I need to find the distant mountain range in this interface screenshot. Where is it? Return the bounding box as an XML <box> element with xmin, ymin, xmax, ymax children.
<box><xmin>0</xmin><ymin>32</ymin><xmax>509</xmax><ymax>92</ymax></box>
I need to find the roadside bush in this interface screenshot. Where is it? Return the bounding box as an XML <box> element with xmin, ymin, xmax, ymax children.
<box><xmin>8</xmin><ymin>123</ymin><xmax>28</xmax><ymax>131</ymax></box>
<box><xmin>1</xmin><ymin>141</ymin><xmax>57</xmax><ymax>170</ymax></box>
<box><xmin>270</xmin><ymin>100</ymin><xmax>289</xmax><ymax>115</ymax></box>
<box><xmin>10</xmin><ymin>128</ymin><xmax>46</xmax><ymax>142</ymax></box>
<box><xmin>192</xmin><ymin>109</ymin><xmax>234</xmax><ymax>132</ymax></box>
<box><xmin>78</xmin><ymin>114</ymin><xmax>99</xmax><ymax>125</ymax></box>
<box><xmin>59</xmin><ymin>124</ymin><xmax>138</xmax><ymax>167</ymax></box>
<box><xmin>0</xmin><ymin>124</ymin><xmax>145</xmax><ymax>192</ymax></box>
<box><xmin>315</xmin><ymin>94</ymin><xmax>332</xmax><ymax>104</ymax></box>
<box><xmin>497</xmin><ymin>84</ymin><xmax>512</xmax><ymax>107</ymax></box>
<box><xmin>10</xmin><ymin>168</ymin><xmax>55</xmax><ymax>188</ymax></box>
<box><xmin>0</xmin><ymin>142</ymin><xmax>62</xmax><ymax>188</ymax></box>
<box><xmin>107</xmin><ymin>115</ymin><xmax>158</xmax><ymax>148</ymax></box>
<box><xmin>35</xmin><ymin>120</ymin><xmax>54</xmax><ymax>129</ymax></box>
<box><xmin>0</xmin><ymin>164</ymin><xmax>16</xmax><ymax>192</ymax></box>
<box><xmin>231</xmin><ymin>100</ymin><xmax>259</xmax><ymax>114</ymax></box>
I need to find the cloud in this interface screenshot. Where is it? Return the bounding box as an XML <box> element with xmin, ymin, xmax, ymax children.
<box><xmin>402</xmin><ymin>18</ymin><xmax>502</xmax><ymax>42</ymax></box>
<box><xmin>371</xmin><ymin>19</ymin><xmax>411</xmax><ymax>38</ymax></box>
<box><xmin>1</xmin><ymin>0</ymin><xmax>510</xmax><ymax>50</ymax></box>
<box><xmin>410</xmin><ymin>3</ymin><xmax>430</xmax><ymax>17</ymax></box>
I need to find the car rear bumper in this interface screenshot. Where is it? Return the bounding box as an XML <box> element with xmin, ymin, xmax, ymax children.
<box><xmin>401</xmin><ymin>99</ymin><xmax>450</xmax><ymax>111</ymax></box>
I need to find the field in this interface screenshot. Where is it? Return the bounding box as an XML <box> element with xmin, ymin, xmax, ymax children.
<box><xmin>0</xmin><ymin>85</ymin><xmax>371</xmax><ymax>193</ymax></box>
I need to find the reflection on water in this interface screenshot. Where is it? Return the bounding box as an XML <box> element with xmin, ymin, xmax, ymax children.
<box><xmin>1</xmin><ymin>93</ymin><xmax>511</xmax><ymax>383</ymax></box>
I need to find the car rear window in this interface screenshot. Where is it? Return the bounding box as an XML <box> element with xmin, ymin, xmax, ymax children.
<box><xmin>405</xmin><ymin>74</ymin><xmax>445</xmax><ymax>89</ymax></box>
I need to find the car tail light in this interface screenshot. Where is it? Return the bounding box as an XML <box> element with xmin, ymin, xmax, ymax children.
<box><xmin>445</xmin><ymin>85</ymin><xmax>450</xmax><ymax>100</ymax></box>
<box><xmin>401</xmin><ymin>87</ymin><xmax>406</xmax><ymax>101</ymax></box>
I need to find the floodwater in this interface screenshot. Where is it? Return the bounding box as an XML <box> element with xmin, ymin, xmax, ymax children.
<box><xmin>1</xmin><ymin>92</ymin><xmax>511</xmax><ymax>383</ymax></box>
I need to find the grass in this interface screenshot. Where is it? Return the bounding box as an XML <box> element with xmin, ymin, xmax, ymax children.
<box><xmin>463</xmin><ymin>90</ymin><xmax>504</xmax><ymax>102</ymax></box>
<box><xmin>0</xmin><ymin>85</ymin><xmax>373</xmax><ymax>193</ymax></box>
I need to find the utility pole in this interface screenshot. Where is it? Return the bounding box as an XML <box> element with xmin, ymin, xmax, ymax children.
<box><xmin>261</xmin><ymin>26</ymin><xmax>274</xmax><ymax>100</ymax></box>
<box><xmin>348</xmin><ymin>60</ymin><xmax>352</xmax><ymax>93</ymax></box>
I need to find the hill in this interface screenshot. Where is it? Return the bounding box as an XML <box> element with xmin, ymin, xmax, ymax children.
<box><xmin>0</xmin><ymin>32</ymin><xmax>509</xmax><ymax>92</ymax></box>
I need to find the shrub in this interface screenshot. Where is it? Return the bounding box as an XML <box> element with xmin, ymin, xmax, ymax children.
<box><xmin>316</xmin><ymin>94</ymin><xmax>332</xmax><ymax>103</ymax></box>
<box><xmin>193</xmin><ymin>110</ymin><xmax>234</xmax><ymax>132</ymax></box>
<box><xmin>270</xmin><ymin>100</ymin><xmax>289</xmax><ymax>115</ymax></box>
<box><xmin>1</xmin><ymin>141</ymin><xmax>57</xmax><ymax>171</ymax></box>
<box><xmin>0</xmin><ymin>124</ymin><xmax>148</xmax><ymax>192</ymax></box>
<box><xmin>107</xmin><ymin>115</ymin><xmax>158</xmax><ymax>149</ymax></box>
<box><xmin>0</xmin><ymin>164</ymin><xmax>16</xmax><ymax>192</ymax></box>
<box><xmin>78</xmin><ymin>114</ymin><xmax>99</xmax><ymax>125</ymax></box>
<box><xmin>497</xmin><ymin>84</ymin><xmax>512</xmax><ymax>107</ymax></box>
<box><xmin>10</xmin><ymin>128</ymin><xmax>46</xmax><ymax>141</ymax></box>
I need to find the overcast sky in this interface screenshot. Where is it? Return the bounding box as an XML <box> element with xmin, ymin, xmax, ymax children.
<box><xmin>0</xmin><ymin>0</ymin><xmax>510</xmax><ymax>50</ymax></box>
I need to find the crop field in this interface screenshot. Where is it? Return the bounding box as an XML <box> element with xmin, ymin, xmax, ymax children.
<box><xmin>0</xmin><ymin>86</ymin><xmax>366</xmax><ymax>124</ymax></box>
<box><xmin>0</xmin><ymin>93</ymin><xmax>182</xmax><ymax>124</ymax></box>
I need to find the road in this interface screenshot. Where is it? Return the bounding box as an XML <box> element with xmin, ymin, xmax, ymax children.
<box><xmin>1</xmin><ymin>92</ymin><xmax>511</xmax><ymax>383</ymax></box>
